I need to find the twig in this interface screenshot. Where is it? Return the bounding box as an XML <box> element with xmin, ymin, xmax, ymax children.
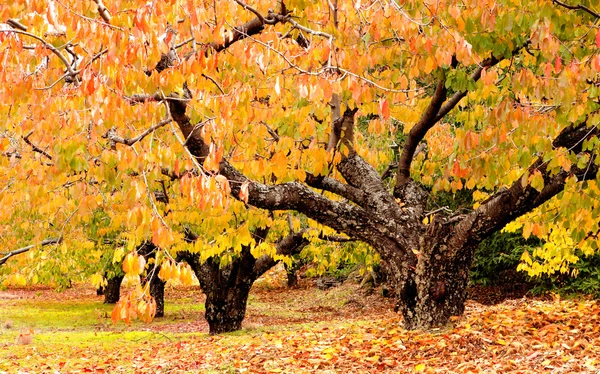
<box><xmin>0</xmin><ymin>29</ymin><xmax>77</xmax><ymax>79</ymax></box>
<box><xmin>176</xmin><ymin>37</ymin><xmax>195</xmax><ymax>49</ymax></box>
<box><xmin>22</xmin><ymin>131</ymin><xmax>52</xmax><ymax>160</ymax></box>
<box><xmin>201</xmin><ymin>74</ymin><xmax>225</xmax><ymax>94</ymax></box>
<box><xmin>286</xmin><ymin>17</ymin><xmax>333</xmax><ymax>39</ymax></box>
<box><xmin>34</xmin><ymin>47</ymin><xmax>107</xmax><ymax>91</ymax></box>
<box><xmin>6</xmin><ymin>19</ymin><xmax>27</xmax><ymax>31</ymax></box>
<box><xmin>233</xmin><ymin>0</ymin><xmax>266</xmax><ymax>24</ymax></box>
<box><xmin>236</xmin><ymin>28</ymin><xmax>421</xmax><ymax>94</ymax></box>
<box><xmin>553</xmin><ymin>0</ymin><xmax>600</xmax><ymax>18</ymax></box>
<box><xmin>103</xmin><ymin>115</ymin><xmax>173</xmax><ymax>147</ymax></box>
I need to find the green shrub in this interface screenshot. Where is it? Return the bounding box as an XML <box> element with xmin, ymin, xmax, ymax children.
<box><xmin>470</xmin><ymin>230</ymin><xmax>540</xmax><ymax>287</ymax></box>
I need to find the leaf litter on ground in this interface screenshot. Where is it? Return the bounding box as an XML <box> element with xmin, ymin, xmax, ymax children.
<box><xmin>1</xmin><ymin>273</ymin><xmax>600</xmax><ymax>373</ymax></box>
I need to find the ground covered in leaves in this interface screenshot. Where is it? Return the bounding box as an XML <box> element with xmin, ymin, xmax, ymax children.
<box><xmin>1</xmin><ymin>270</ymin><xmax>600</xmax><ymax>373</ymax></box>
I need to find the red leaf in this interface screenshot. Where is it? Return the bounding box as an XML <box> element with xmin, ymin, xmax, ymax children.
<box><xmin>379</xmin><ymin>99</ymin><xmax>390</xmax><ymax>120</ymax></box>
<box><xmin>596</xmin><ymin>29</ymin><xmax>600</xmax><ymax>48</ymax></box>
<box><xmin>544</xmin><ymin>62</ymin><xmax>552</xmax><ymax>77</ymax></box>
<box><xmin>554</xmin><ymin>56</ymin><xmax>562</xmax><ymax>73</ymax></box>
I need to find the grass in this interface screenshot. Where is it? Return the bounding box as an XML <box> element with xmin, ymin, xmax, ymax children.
<box><xmin>3</xmin><ymin>272</ymin><xmax>598</xmax><ymax>373</ymax></box>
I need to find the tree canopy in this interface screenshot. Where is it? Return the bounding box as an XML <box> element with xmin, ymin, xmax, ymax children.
<box><xmin>1</xmin><ymin>0</ymin><xmax>599</xmax><ymax>329</ymax></box>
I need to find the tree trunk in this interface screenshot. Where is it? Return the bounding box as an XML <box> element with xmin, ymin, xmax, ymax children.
<box><xmin>284</xmin><ymin>257</ymin><xmax>305</xmax><ymax>288</ymax></box>
<box><xmin>178</xmin><ymin>228</ymin><xmax>308</xmax><ymax>334</ymax></box>
<box><xmin>149</xmin><ymin>274</ymin><xmax>166</xmax><ymax>318</ymax></box>
<box><xmin>286</xmin><ymin>267</ymin><xmax>299</xmax><ymax>288</ymax></box>
<box><xmin>395</xmin><ymin>222</ymin><xmax>476</xmax><ymax>330</ymax></box>
<box><xmin>103</xmin><ymin>275</ymin><xmax>124</xmax><ymax>304</ymax></box>
<box><xmin>204</xmin><ymin>276</ymin><xmax>252</xmax><ymax>334</ymax></box>
<box><xmin>180</xmin><ymin>251</ymin><xmax>256</xmax><ymax>334</ymax></box>
<box><xmin>137</xmin><ymin>242</ymin><xmax>166</xmax><ymax>318</ymax></box>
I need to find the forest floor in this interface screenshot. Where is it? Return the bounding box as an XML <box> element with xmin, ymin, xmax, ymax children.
<box><xmin>1</xmin><ymin>266</ymin><xmax>600</xmax><ymax>373</ymax></box>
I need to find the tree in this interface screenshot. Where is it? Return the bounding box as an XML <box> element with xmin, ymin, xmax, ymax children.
<box><xmin>1</xmin><ymin>0</ymin><xmax>599</xmax><ymax>331</ymax></box>
<box><xmin>178</xmin><ymin>227</ymin><xmax>309</xmax><ymax>334</ymax></box>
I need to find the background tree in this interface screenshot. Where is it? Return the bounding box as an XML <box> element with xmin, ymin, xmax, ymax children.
<box><xmin>1</xmin><ymin>0</ymin><xmax>599</xmax><ymax>331</ymax></box>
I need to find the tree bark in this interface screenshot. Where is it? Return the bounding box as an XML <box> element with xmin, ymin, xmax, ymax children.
<box><xmin>203</xmin><ymin>259</ymin><xmax>253</xmax><ymax>334</ymax></box>
<box><xmin>177</xmin><ymin>249</ymin><xmax>256</xmax><ymax>334</ymax></box>
<box><xmin>138</xmin><ymin>242</ymin><xmax>166</xmax><ymax>317</ymax></box>
<box><xmin>103</xmin><ymin>275</ymin><xmax>124</xmax><ymax>304</ymax></box>
<box><xmin>179</xmin><ymin>229</ymin><xmax>308</xmax><ymax>334</ymax></box>
<box><xmin>149</xmin><ymin>275</ymin><xmax>166</xmax><ymax>318</ymax></box>
<box><xmin>396</xmin><ymin>222</ymin><xmax>475</xmax><ymax>329</ymax></box>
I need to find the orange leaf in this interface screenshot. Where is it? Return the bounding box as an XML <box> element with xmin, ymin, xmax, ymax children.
<box><xmin>379</xmin><ymin>98</ymin><xmax>390</xmax><ymax>120</ymax></box>
<box><xmin>239</xmin><ymin>180</ymin><xmax>250</xmax><ymax>203</ymax></box>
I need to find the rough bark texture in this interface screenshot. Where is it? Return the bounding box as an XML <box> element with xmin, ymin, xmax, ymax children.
<box><xmin>179</xmin><ymin>229</ymin><xmax>309</xmax><ymax>334</ymax></box>
<box><xmin>103</xmin><ymin>275</ymin><xmax>124</xmax><ymax>304</ymax></box>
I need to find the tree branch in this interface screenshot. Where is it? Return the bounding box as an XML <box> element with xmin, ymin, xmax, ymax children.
<box><xmin>233</xmin><ymin>0</ymin><xmax>267</xmax><ymax>24</ymax></box>
<box><xmin>394</xmin><ymin>45</ymin><xmax>526</xmax><ymax>196</ymax></box>
<box><xmin>432</xmin><ymin>60</ymin><xmax>496</xmax><ymax>123</ymax></box>
<box><xmin>394</xmin><ymin>78</ymin><xmax>447</xmax><ymax>190</ymax></box>
<box><xmin>0</xmin><ymin>237</ymin><xmax>62</xmax><ymax>266</ymax></box>
<box><xmin>318</xmin><ymin>232</ymin><xmax>353</xmax><ymax>242</ymax></box>
<box><xmin>103</xmin><ymin>115</ymin><xmax>172</xmax><ymax>147</ymax></box>
<box><xmin>253</xmin><ymin>229</ymin><xmax>309</xmax><ymax>278</ymax></box>
<box><xmin>0</xmin><ymin>29</ymin><xmax>77</xmax><ymax>80</ymax></box>
<box><xmin>552</xmin><ymin>0</ymin><xmax>600</xmax><ymax>18</ymax></box>
<box><xmin>22</xmin><ymin>131</ymin><xmax>52</xmax><ymax>160</ymax></box>
<box><xmin>455</xmin><ymin>122</ymin><xmax>600</xmax><ymax>248</ymax></box>
<box><xmin>91</xmin><ymin>0</ymin><xmax>112</xmax><ymax>23</ymax></box>
<box><xmin>6</xmin><ymin>19</ymin><xmax>27</xmax><ymax>31</ymax></box>
<box><xmin>304</xmin><ymin>173</ymin><xmax>367</xmax><ymax>206</ymax></box>
<box><xmin>207</xmin><ymin>4</ymin><xmax>290</xmax><ymax>53</ymax></box>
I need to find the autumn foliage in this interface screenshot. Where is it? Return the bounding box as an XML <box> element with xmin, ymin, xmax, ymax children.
<box><xmin>1</xmin><ymin>0</ymin><xmax>600</xmax><ymax>330</ymax></box>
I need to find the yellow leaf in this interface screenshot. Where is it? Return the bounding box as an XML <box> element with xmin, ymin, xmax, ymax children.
<box><xmin>113</xmin><ymin>247</ymin><xmax>125</xmax><ymax>264</ymax></box>
<box><xmin>415</xmin><ymin>363</ymin><xmax>426</xmax><ymax>372</ymax></box>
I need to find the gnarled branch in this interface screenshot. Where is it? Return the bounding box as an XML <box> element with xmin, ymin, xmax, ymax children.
<box><xmin>454</xmin><ymin>122</ymin><xmax>600</xmax><ymax>250</ymax></box>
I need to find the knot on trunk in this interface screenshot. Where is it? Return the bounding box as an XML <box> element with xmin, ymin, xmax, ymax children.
<box><xmin>431</xmin><ymin>281</ymin><xmax>446</xmax><ymax>302</ymax></box>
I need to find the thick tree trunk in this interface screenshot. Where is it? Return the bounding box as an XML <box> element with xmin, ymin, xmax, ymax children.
<box><xmin>204</xmin><ymin>276</ymin><xmax>252</xmax><ymax>334</ymax></box>
<box><xmin>394</xmin><ymin>221</ymin><xmax>476</xmax><ymax>329</ymax></box>
<box><xmin>103</xmin><ymin>275</ymin><xmax>124</xmax><ymax>304</ymax></box>
<box><xmin>178</xmin><ymin>252</ymin><xmax>256</xmax><ymax>334</ymax></box>
<box><xmin>178</xmin><ymin>229</ymin><xmax>308</xmax><ymax>334</ymax></box>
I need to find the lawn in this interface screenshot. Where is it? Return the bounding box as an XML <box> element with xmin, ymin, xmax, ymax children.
<box><xmin>1</xmin><ymin>269</ymin><xmax>600</xmax><ymax>373</ymax></box>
